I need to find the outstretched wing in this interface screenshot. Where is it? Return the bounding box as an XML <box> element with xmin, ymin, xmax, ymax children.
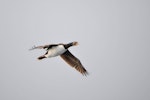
<box><xmin>60</xmin><ymin>50</ymin><xmax>88</xmax><ymax>76</ymax></box>
<box><xmin>29</xmin><ymin>45</ymin><xmax>49</xmax><ymax>50</ymax></box>
<box><xmin>29</xmin><ymin>44</ymin><xmax>58</xmax><ymax>50</ymax></box>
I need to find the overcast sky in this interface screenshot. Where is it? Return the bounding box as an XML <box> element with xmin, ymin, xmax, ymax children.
<box><xmin>0</xmin><ymin>0</ymin><xmax>150</xmax><ymax>100</ymax></box>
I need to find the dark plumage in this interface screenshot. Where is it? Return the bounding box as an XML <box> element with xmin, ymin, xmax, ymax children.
<box><xmin>30</xmin><ymin>41</ymin><xmax>88</xmax><ymax>76</ymax></box>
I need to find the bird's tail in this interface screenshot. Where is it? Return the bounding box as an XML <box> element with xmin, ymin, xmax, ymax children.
<box><xmin>38</xmin><ymin>55</ymin><xmax>46</xmax><ymax>60</ymax></box>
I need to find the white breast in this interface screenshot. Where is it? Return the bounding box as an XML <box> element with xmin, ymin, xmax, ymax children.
<box><xmin>45</xmin><ymin>45</ymin><xmax>67</xmax><ymax>58</ymax></box>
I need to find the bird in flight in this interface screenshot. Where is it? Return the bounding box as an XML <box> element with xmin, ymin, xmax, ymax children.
<box><xmin>29</xmin><ymin>41</ymin><xmax>88</xmax><ymax>76</ymax></box>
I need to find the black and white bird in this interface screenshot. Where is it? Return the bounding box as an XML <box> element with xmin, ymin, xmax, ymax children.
<box><xmin>30</xmin><ymin>41</ymin><xmax>88</xmax><ymax>76</ymax></box>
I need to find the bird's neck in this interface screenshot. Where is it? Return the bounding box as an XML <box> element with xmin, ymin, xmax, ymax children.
<box><xmin>64</xmin><ymin>42</ymin><xmax>73</xmax><ymax>49</ymax></box>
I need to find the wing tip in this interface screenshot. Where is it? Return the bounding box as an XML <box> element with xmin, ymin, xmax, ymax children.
<box><xmin>29</xmin><ymin>45</ymin><xmax>36</xmax><ymax>51</ymax></box>
<box><xmin>82</xmin><ymin>71</ymin><xmax>89</xmax><ymax>76</ymax></box>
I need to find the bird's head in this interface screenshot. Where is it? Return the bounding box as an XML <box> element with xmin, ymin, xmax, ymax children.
<box><xmin>72</xmin><ymin>41</ymin><xmax>79</xmax><ymax>46</ymax></box>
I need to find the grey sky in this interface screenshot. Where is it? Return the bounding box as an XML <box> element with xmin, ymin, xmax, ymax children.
<box><xmin>0</xmin><ymin>0</ymin><xmax>150</xmax><ymax>100</ymax></box>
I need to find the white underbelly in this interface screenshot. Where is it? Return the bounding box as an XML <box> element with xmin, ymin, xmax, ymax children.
<box><xmin>45</xmin><ymin>45</ymin><xmax>67</xmax><ymax>58</ymax></box>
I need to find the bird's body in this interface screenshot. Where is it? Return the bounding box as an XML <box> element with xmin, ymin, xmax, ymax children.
<box><xmin>45</xmin><ymin>45</ymin><xmax>67</xmax><ymax>58</ymax></box>
<box><xmin>30</xmin><ymin>41</ymin><xmax>88</xmax><ymax>76</ymax></box>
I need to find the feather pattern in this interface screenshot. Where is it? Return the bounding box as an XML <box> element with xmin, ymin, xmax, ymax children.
<box><xmin>60</xmin><ymin>50</ymin><xmax>88</xmax><ymax>76</ymax></box>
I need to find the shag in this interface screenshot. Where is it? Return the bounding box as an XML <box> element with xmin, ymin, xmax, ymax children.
<box><xmin>30</xmin><ymin>42</ymin><xmax>88</xmax><ymax>76</ymax></box>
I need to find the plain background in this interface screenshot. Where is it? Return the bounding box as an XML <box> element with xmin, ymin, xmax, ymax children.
<box><xmin>0</xmin><ymin>0</ymin><xmax>150</xmax><ymax>100</ymax></box>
